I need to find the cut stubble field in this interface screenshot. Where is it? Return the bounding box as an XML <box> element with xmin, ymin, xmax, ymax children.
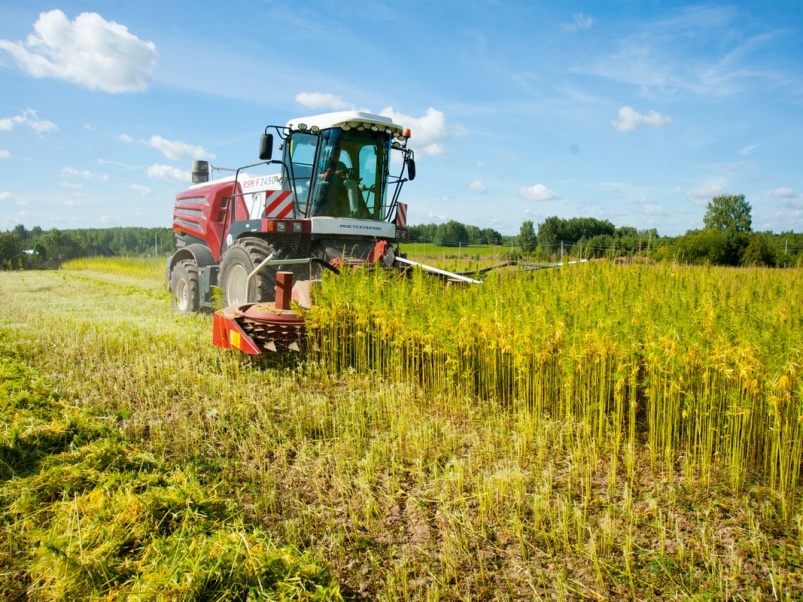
<box><xmin>0</xmin><ymin>257</ymin><xmax>801</xmax><ymax>600</ymax></box>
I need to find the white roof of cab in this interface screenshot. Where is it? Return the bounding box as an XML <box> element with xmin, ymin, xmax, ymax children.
<box><xmin>285</xmin><ymin>111</ymin><xmax>403</xmax><ymax>133</ymax></box>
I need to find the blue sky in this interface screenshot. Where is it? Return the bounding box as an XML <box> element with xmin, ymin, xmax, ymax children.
<box><xmin>1</xmin><ymin>1</ymin><xmax>801</xmax><ymax>236</ymax></box>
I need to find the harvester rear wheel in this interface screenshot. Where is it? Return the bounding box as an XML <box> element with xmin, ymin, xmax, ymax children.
<box><xmin>219</xmin><ymin>238</ymin><xmax>276</xmax><ymax>306</ymax></box>
<box><xmin>170</xmin><ymin>259</ymin><xmax>201</xmax><ymax>315</ymax></box>
<box><xmin>170</xmin><ymin>259</ymin><xmax>200</xmax><ymax>315</ymax></box>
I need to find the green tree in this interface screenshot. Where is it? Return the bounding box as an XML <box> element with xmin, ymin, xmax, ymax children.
<box><xmin>0</xmin><ymin>231</ymin><xmax>23</xmax><ymax>269</ymax></box>
<box><xmin>703</xmin><ymin>194</ymin><xmax>752</xmax><ymax>234</ymax></box>
<box><xmin>480</xmin><ymin>227</ymin><xmax>502</xmax><ymax>246</ymax></box>
<box><xmin>672</xmin><ymin>229</ymin><xmax>749</xmax><ymax>266</ymax></box>
<box><xmin>741</xmin><ymin>235</ymin><xmax>776</xmax><ymax>266</ymax></box>
<box><xmin>519</xmin><ymin>220</ymin><xmax>537</xmax><ymax>254</ymax></box>
<box><xmin>433</xmin><ymin>221</ymin><xmax>469</xmax><ymax>246</ymax></box>
<box><xmin>13</xmin><ymin>224</ymin><xmax>28</xmax><ymax>241</ymax></box>
<box><xmin>536</xmin><ymin>216</ymin><xmax>562</xmax><ymax>254</ymax></box>
<box><xmin>38</xmin><ymin>229</ymin><xmax>86</xmax><ymax>267</ymax></box>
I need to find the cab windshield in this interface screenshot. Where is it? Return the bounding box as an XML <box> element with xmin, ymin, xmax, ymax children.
<box><xmin>297</xmin><ymin>128</ymin><xmax>391</xmax><ymax>220</ymax></box>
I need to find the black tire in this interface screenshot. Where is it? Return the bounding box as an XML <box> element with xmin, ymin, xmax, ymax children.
<box><xmin>219</xmin><ymin>238</ymin><xmax>276</xmax><ymax>306</ymax></box>
<box><xmin>170</xmin><ymin>259</ymin><xmax>200</xmax><ymax>315</ymax></box>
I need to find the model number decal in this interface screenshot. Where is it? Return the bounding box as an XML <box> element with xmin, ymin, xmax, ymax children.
<box><xmin>241</xmin><ymin>174</ymin><xmax>282</xmax><ymax>190</ymax></box>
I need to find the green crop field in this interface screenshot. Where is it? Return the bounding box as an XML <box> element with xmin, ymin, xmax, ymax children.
<box><xmin>1</xmin><ymin>258</ymin><xmax>801</xmax><ymax>600</ymax></box>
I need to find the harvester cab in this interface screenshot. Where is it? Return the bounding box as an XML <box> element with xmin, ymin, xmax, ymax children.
<box><xmin>167</xmin><ymin>111</ymin><xmax>474</xmax><ymax>354</ymax></box>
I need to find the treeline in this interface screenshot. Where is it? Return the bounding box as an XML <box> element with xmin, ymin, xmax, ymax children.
<box><xmin>413</xmin><ymin>196</ymin><xmax>803</xmax><ymax>268</ymax></box>
<box><xmin>0</xmin><ymin>225</ymin><xmax>174</xmax><ymax>269</ymax></box>
<box><xmin>519</xmin><ymin>195</ymin><xmax>803</xmax><ymax>267</ymax></box>
<box><xmin>408</xmin><ymin>222</ymin><xmax>504</xmax><ymax>246</ymax></box>
<box><xmin>520</xmin><ymin>216</ymin><xmax>659</xmax><ymax>258</ymax></box>
<box><xmin>1</xmin><ymin>194</ymin><xmax>801</xmax><ymax>270</ymax></box>
<box><xmin>524</xmin><ymin>216</ymin><xmax>802</xmax><ymax>267</ymax></box>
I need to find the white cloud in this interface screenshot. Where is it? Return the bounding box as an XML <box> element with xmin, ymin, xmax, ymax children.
<box><xmin>380</xmin><ymin>107</ymin><xmax>447</xmax><ymax>157</ymax></box>
<box><xmin>128</xmin><ymin>184</ymin><xmax>153</xmax><ymax>196</ymax></box>
<box><xmin>61</xmin><ymin>182</ymin><xmax>83</xmax><ymax>190</ymax></box>
<box><xmin>118</xmin><ymin>134</ymin><xmax>135</xmax><ymax>143</ymax></box>
<box><xmin>0</xmin><ymin>10</ymin><xmax>158</xmax><ymax>93</ymax></box>
<box><xmin>147</xmin><ymin>164</ymin><xmax>190</xmax><ymax>182</ymax></box>
<box><xmin>147</xmin><ymin>135</ymin><xmax>213</xmax><ymax>161</ymax></box>
<box><xmin>423</xmin><ymin>143</ymin><xmax>445</xmax><ymax>157</ymax></box>
<box><xmin>520</xmin><ymin>183</ymin><xmax>560</xmax><ymax>202</ymax></box>
<box><xmin>0</xmin><ymin>192</ymin><xmax>10</xmax><ymax>201</ymax></box>
<box><xmin>564</xmin><ymin>13</ymin><xmax>594</xmax><ymax>31</ymax></box>
<box><xmin>722</xmin><ymin>162</ymin><xmax>748</xmax><ymax>173</ymax></box>
<box><xmin>469</xmin><ymin>180</ymin><xmax>487</xmax><ymax>194</ymax></box>
<box><xmin>62</xmin><ymin>167</ymin><xmax>109</xmax><ymax>181</ymax></box>
<box><xmin>769</xmin><ymin>187</ymin><xmax>796</xmax><ymax>199</ymax></box>
<box><xmin>686</xmin><ymin>183</ymin><xmax>724</xmax><ymax>204</ymax></box>
<box><xmin>295</xmin><ymin>92</ymin><xmax>352</xmax><ymax>111</ymax></box>
<box><xmin>0</xmin><ymin>150</ymin><xmax>9</xmax><ymax>159</ymax></box>
<box><xmin>739</xmin><ymin>143</ymin><xmax>760</xmax><ymax>156</ymax></box>
<box><xmin>612</xmin><ymin>106</ymin><xmax>671</xmax><ymax>132</ymax></box>
<box><xmin>0</xmin><ymin>109</ymin><xmax>57</xmax><ymax>133</ymax></box>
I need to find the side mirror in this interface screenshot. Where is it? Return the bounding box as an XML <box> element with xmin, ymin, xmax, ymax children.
<box><xmin>259</xmin><ymin>133</ymin><xmax>273</xmax><ymax>161</ymax></box>
<box><xmin>406</xmin><ymin>157</ymin><xmax>416</xmax><ymax>181</ymax></box>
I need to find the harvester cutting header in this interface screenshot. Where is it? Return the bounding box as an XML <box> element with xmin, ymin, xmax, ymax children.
<box><xmin>167</xmin><ymin>110</ymin><xmax>479</xmax><ymax>353</ymax></box>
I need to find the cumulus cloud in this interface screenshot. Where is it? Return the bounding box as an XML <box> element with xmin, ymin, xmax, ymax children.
<box><xmin>295</xmin><ymin>92</ymin><xmax>352</xmax><ymax>111</ymax></box>
<box><xmin>423</xmin><ymin>143</ymin><xmax>445</xmax><ymax>157</ymax></box>
<box><xmin>0</xmin><ymin>10</ymin><xmax>158</xmax><ymax>93</ymax></box>
<box><xmin>147</xmin><ymin>164</ymin><xmax>190</xmax><ymax>182</ymax></box>
<box><xmin>61</xmin><ymin>167</ymin><xmax>109</xmax><ymax>181</ymax></box>
<box><xmin>119</xmin><ymin>133</ymin><xmax>213</xmax><ymax>161</ymax></box>
<box><xmin>469</xmin><ymin>180</ymin><xmax>487</xmax><ymax>194</ymax></box>
<box><xmin>147</xmin><ymin>136</ymin><xmax>212</xmax><ymax>161</ymax></box>
<box><xmin>128</xmin><ymin>184</ymin><xmax>153</xmax><ymax>196</ymax></box>
<box><xmin>380</xmin><ymin>107</ymin><xmax>447</xmax><ymax>157</ymax></box>
<box><xmin>0</xmin><ymin>109</ymin><xmax>57</xmax><ymax>133</ymax></box>
<box><xmin>612</xmin><ymin>106</ymin><xmax>671</xmax><ymax>132</ymax></box>
<box><xmin>686</xmin><ymin>183</ymin><xmax>725</xmax><ymax>204</ymax></box>
<box><xmin>769</xmin><ymin>187</ymin><xmax>796</xmax><ymax>199</ymax></box>
<box><xmin>520</xmin><ymin>183</ymin><xmax>560</xmax><ymax>202</ymax></box>
<box><xmin>288</xmin><ymin>100</ymin><xmax>450</xmax><ymax>158</ymax></box>
<box><xmin>0</xmin><ymin>192</ymin><xmax>10</xmax><ymax>201</ymax></box>
<box><xmin>0</xmin><ymin>150</ymin><xmax>9</xmax><ymax>159</ymax></box>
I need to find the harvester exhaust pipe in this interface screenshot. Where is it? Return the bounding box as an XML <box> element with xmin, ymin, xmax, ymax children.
<box><xmin>191</xmin><ymin>160</ymin><xmax>210</xmax><ymax>184</ymax></box>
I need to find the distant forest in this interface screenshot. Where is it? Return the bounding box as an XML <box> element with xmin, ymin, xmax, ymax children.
<box><xmin>0</xmin><ymin>225</ymin><xmax>174</xmax><ymax>269</ymax></box>
<box><xmin>1</xmin><ymin>209</ymin><xmax>802</xmax><ymax>270</ymax></box>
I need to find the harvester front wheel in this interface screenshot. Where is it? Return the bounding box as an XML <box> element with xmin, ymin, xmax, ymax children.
<box><xmin>170</xmin><ymin>259</ymin><xmax>200</xmax><ymax>315</ymax></box>
<box><xmin>219</xmin><ymin>238</ymin><xmax>276</xmax><ymax>307</ymax></box>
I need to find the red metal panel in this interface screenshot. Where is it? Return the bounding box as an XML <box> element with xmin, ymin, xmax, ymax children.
<box><xmin>212</xmin><ymin>310</ymin><xmax>262</xmax><ymax>355</ymax></box>
<box><xmin>274</xmin><ymin>271</ymin><xmax>293</xmax><ymax>310</ymax></box>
